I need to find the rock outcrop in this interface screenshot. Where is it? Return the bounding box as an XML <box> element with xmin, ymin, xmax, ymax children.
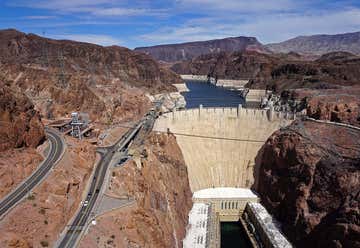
<box><xmin>171</xmin><ymin>51</ymin><xmax>276</xmax><ymax>80</ymax></box>
<box><xmin>306</xmin><ymin>95</ymin><xmax>360</xmax><ymax>128</ymax></box>
<box><xmin>135</xmin><ymin>36</ymin><xmax>268</xmax><ymax>62</ymax></box>
<box><xmin>257</xmin><ymin>120</ymin><xmax>360</xmax><ymax>248</ymax></box>
<box><xmin>80</xmin><ymin>133</ymin><xmax>192</xmax><ymax>247</ymax></box>
<box><xmin>0</xmin><ymin>82</ymin><xmax>45</xmax><ymax>152</ymax></box>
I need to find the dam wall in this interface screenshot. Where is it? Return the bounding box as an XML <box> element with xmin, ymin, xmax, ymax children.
<box><xmin>180</xmin><ymin>74</ymin><xmax>209</xmax><ymax>81</ymax></box>
<box><xmin>153</xmin><ymin>107</ymin><xmax>294</xmax><ymax>192</ymax></box>
<box><xmin>216</xmin><ymin>79</ymin><xmax>248</xmax><ymax>88</ymax></box>
<box><xmin>243</xmin><ymin>89</ymin><xmax>271</xmax><ymax>108</ymax></box>
<box><xmin>180</xmin><ymin>75</ymin><xmax>249</xmax><ymax>89</ymax></box>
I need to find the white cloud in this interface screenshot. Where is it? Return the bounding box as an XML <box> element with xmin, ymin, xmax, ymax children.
<box><xmin>51</xmin><ymin>34</ymin><xmax>122</xmax><ymax>46</ymax></box>
<box><xmin>91</xmin><ymin>7</ymin><xmax>168</xmax><ymax>17</ymax></box>
<box><xmin>177</xmin><ymin>0</ymin><xmax>300</xmax><ymax>13</ymax></box>
<box><xmin>139</xmin><ymin>7</ymin><xmax>360</xmax><ymax>45</ymax></box>
<box><xmin>10</xmin><ymin>0</ymin><xmax>114</xmax><ymax>11</ymax></box>
<box><xmin>9</xmin><ymin>0</ymin><xmax>168</xmax><ymax>17</ymax></box>
<box><xmin>23</xmin><ymin>15</ymin><xmax>56</xmax><ymax>20</ymax></box>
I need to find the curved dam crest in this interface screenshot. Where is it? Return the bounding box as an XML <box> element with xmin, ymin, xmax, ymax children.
<box><xmin>154</xmin><ymin>107</ymin><xmax>294</xmax><ymax>192</ymax></box>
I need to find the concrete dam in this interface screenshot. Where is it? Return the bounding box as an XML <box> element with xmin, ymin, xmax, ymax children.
<box><xmin>154</xmin><ymin>106</ymin><xmax>293</xmax><ymax>192</ymax></box>
<box><xmin>153</xmin><ymin>105</ymin><xmax>294</xmax><ymax>248</ymax></box>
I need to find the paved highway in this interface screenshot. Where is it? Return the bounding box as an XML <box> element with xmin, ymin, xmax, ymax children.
<box><xmin>57</xmin><ymin>120</ymin><xmax>144</xmax><ymax>248</ymax></box>
<box><xmin>0</xmin><ymin>127</ymin><xmax>65</xmax><ymax>218</ymax></box>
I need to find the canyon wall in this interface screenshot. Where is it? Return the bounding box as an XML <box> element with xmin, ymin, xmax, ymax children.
<box><xmin>257</xmin><ymin>120</ymin><xmax>360</xmax><ymax>248</ymax></box>
<box><xmin>0</xmin><ymin>29</ymin><xmax>181</xmax><ymax>122</ymax></box>
<box><xmin>0</xmin><ymin>82</ymin><xmax>45</xmax><ymax>152</ymax></box>
<box><xmin>154</xmin><ymin>107</ymin><xmax>293</xmax><ymax>192</ymax></box>
<box><xmin>172</xmin><ymin>51</ymin><xmax>360</xmax><ymax>93</ymax></box>
<box><xmin>0</xmin><ymin>82</ymin><xmax>46</xmax><ymax>198</ymax></box>
<box><xmin>80</xmin><ymin>133</ymin><xmax>192</xmax><ymax>248</ymax></box>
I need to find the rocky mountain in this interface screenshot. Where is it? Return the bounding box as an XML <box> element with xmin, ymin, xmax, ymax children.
<box><xmin>0</xmin><ymin>29</ymin><xmax>181</xmax><ymax>122</ymax></box>
<box><xmin>266</xmin><ymin>31</ymin><xmax>360</xmax><ymax>55</ymax></box>
<box><xmin>134</xmin><ymin>36</ymin><xmax>268</xmax><ymax>62</ymax></box>
<box><xmin>172</xmin><ymin>50</ymin><xmax>360</xmax><ymax>92</ymax></box>
<box><xmin>171</xmin><ymin>50</ymin><xmax>276</xmax><ymax>79</ymax></box>
<box><xmin>258</xmin><ymin>120</ymin><xmax>360</xmax><ymax>247</ymax></box>
<box><xmin>0</xmin><ymin>81</ymin><xmax>45</xmax><ymax>152</ymax></box>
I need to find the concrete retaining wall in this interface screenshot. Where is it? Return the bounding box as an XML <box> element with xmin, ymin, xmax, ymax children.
<box><xmin>216</xmin><ymin>79</ymin><xmax>248</xmax><ymax>88</ymax></box>
<box><xmin>243</xmin><ymin>202</ymin><xmax>292</xmax><ymax>248</ymax></box>
<box><xmin>180</xmin><ymin>75</ymin><xmax>249</xmax><ymax>89</ymax></box>
<box><xmin>153</xmin><ymin>107</ymin><xmax>294</xmax><ymax>192</ymax></box>
<box><xmin>180</xmin><ymin>74</ymin><xmax>209</xmax><ymax>81</ymax></box>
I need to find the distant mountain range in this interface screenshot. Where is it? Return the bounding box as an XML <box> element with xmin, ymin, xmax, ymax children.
<box><xmin>135</xmin><ymin>32</ymin><xmax>360</xmax><ymax>62</ymax></box>
<box><xmin>134</xmin><ymin>36</ymin><xmax>268</xmax><ymax>62</ymax></box>
<box><xmin>266</xmin><ymin>32</ymin><xmax>360</xmax><ymax>55</ymax></box>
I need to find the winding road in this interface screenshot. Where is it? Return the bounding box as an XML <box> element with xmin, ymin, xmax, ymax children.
<box><xmin>57</xmin><ymin>120</ymin><xmax>144</xmax><ymax>248</ymax></box>
<box><xmin>0</xmin><ymin>127</ymin><xmax>65</xmax><ymax>218</ymax></box>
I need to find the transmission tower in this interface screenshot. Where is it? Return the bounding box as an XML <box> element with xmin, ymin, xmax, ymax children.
<box><xmin>56</xmin><ymin>50</ymin><xmax>68</xmax><ymax>88</ymax></box>
<box><xmin>104</xmin><ymin>64</ymin><xmax>111</xmax><ymax>82</ymax></box>
<box><xmin>88</xmin><ymin>58</ymin><xmax>97</xmax><ymax>87</ymax></box>
<box><xmin>40</xmin><ymin>31</ymin><xmax>49</xmax><ymax>67</ymax></box>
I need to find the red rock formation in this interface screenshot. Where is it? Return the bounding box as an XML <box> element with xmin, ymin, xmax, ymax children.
<box><xmin>172</xmin><ymin>50</ymin><xmax>360</xmax><ymax>93</ymax></box>
<box><xmin>257</xmin><ymin>120</ymin><xmax>360</xmax><ymax>248</ymax></box>
<box><xmin>307</xmin><ymin>95</ymin><xmax>360</xmax><ymax>127</ymax></box>
<box><xmin>288</xmin><ymin>87</ymin><xmax>360</xmax><ymax>127</ymax></box>
<box><xmin>80</xmin><ymin>133</ymin><xmax>192</xmax><ymax>248</ymax></box>
<box><xmin>0</xmin><ymin>29</ymin><xmax>181</xmax><ymax>122</ymax></box>
<box><xmin>0</xmin><ymin>82</ymin><xmax>45</xmax><ymax>152</ymax></box>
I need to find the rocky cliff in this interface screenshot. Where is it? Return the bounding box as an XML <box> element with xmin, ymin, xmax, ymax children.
<box><xmin>172</xmin><ymin>50</ymin><xmax>360</xmax><ymax>93</ymax></box>
<box><xmin>266</xmin><ymin>32</ymin><xmax>360</xmax><ymax>55</ymax></box>
<box><xmin>80</xmin><ymin>133</ymin><xmax>192</xmax><ymax>247</ymax></box>
<box><xmin>306</xmin><ymin>91</ymin><xmax>360</xmax><ymax>128</ymax></box>
<box><xmin>171</xmin><ymin>50</ymin><xmax>276</xmax><ymax>80</ymax></box>
<box><xmin>0</xmin><ymin>81</ymin><xmax>45</xmax><ymax>152</ymax></box>
<box><xmin>135</xmin><ymin>36</ymin><xmax>268</xmax><ymax>62</ymax></box>
<box><xmin>257</xmin><ymin>120</ymin><xmax>360</xmax><ymax>248</ymax></box>
<box><xmin>0</xmin><ymin>29</ymin><xmax>181</xmax><ymax>122</ymax></box>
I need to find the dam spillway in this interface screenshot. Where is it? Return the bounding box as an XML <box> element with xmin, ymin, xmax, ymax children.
<box><xmin>154</xmin><ymin>106</ymin><xmax>294</xmax><ymax>192</ymax></box>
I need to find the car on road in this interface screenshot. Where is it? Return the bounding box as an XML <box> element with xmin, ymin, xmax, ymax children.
<box><xmin>83</xmin><ymin>200</ymin><xmax>89</xmax><ymax>207</ymax></box>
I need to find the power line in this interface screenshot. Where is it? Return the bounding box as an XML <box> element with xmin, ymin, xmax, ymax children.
<box><xmin>95</xmin><ymin>123</ymin><xmax>265</xmax><ymax>142</ymax></box>
<box><xmin>94</xmin><ymin>121</ymin><xmax>360</xmax><ymax>148</ymax></box>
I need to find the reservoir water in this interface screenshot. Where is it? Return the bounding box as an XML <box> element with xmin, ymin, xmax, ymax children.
<box><xmin>182</xmin><ymin>80</ymin><xmax>245</xmax><ymax>109</ymax></box>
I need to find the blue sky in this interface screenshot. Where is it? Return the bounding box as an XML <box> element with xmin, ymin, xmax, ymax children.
<box><xmin>0</xmin><ymin>0</ymin><xmax>359</xmax><ymax>48</ymax></box>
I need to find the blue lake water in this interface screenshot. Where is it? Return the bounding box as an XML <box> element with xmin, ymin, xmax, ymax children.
<box><xmin>182</xmin><ymin>80</ymin><xmax>245</xmax><ymax>109</ymax></box>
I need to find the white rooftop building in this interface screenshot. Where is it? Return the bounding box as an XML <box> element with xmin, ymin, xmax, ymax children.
<box><xmin>183</xmin><ymin>203</ymin><xmax>210</xmax><ymax>248</ymax></box>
